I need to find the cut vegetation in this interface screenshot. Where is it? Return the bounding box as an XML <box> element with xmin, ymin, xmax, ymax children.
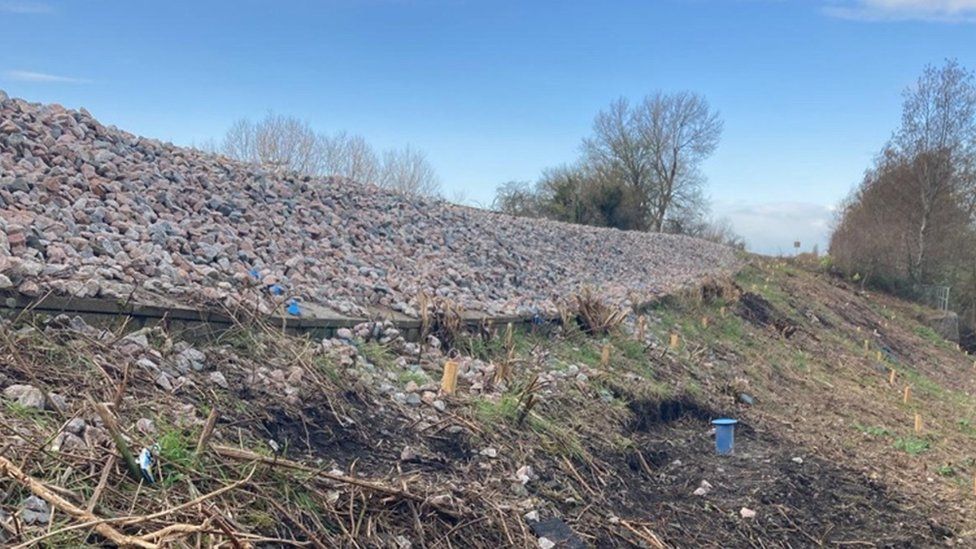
<box><xmin>1</xmin><ymin>258</ymin><xmax>974</xmax><ymax>546</ymax></box>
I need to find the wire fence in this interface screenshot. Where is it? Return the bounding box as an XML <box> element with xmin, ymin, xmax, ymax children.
<box><xmin>916</xmin><ymin>284</ymin><xmax>951</xmax><ymax>311</ymax></box>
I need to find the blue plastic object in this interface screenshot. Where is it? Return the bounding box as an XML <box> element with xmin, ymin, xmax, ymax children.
<box><xmin>249</xmin><ymin>268</ymin><xmax>260</xmax><ymax>280</ymax></box>
<box><xmin>712</xmin><ymin>418</ymin><xmax>738</xmax><ymax>455</ymax></box>
<box><xmin>286</xmin><ymin>300</ymin><xmax>301</xmax><ymax>316</ymax></box>
<box><xmin>269</xmin><ymin>284</ymin><xmax>284</xmax><ymax>296</ymax></box>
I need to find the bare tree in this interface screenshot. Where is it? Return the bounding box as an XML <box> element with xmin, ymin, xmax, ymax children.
<box><xmin>379</xmin><ymin>146</ymin><xmax>441</xmax><ymax>197</ymax></box>
<box><xmin>319</xmin><ymin>131</ymin><xmax>381</xmax><ymax>184</ymax></box>
<box><xmin>887</xmin><ymin>60</ymin><xmax>976</xmax><ymax>282</ymax></box>
<box><xmin>493</xmin><ymin>181</ymin><xmax>537</xmax><ymax>216</ymax></box>
<box><xmin>584</xmin><ymin>92</ymin><xmax>722</xmax><ymax>232</ymax></box>
<box><xmin>222</xmin><ymin>113</ymin><xmax>321</xmax><ymax>174</ymax></box>
<box><xmin>641</xmin><ymin>92</ymin><xmax>722</xmax><ymax>232</ymax></box>
<box><xmin>219</xmin><ymin>115</ymin><xmax>443</xmax><ymax>197</ymax></box>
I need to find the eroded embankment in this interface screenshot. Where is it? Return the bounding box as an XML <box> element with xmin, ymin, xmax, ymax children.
<box><xmin>0</xmin><ymin>259</ymin><xmax>967</xmax><ymax>547</ymax></box>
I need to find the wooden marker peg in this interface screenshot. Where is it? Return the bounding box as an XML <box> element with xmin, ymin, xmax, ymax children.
<box><xmin>864</xmin><ymin>339</ymin><xmax>870</xmax><ymax>351</ymax></box>
<box><xmin>669</xmin><ymin>333</ymin><xmax>680</xmax><ymax>349</ymax></box>
<box><xmin>701</xmin><ymin>316</ymin><xmax>709</xmax><ymax>329</ymax></box>
<box><xmin>903</xmin><ymin>385</ymin><xmax>911</xmax><ymax>404</ymax></box>
<box><xmin>600</xmin><ymin>345</ymin><xmax>611</xmax><ymax>368</ymax></box>
<box><xmin>914</xmin><ymin>413</ymin><xmax>922</xmax><ymax>435</ymax></box>
<box><xmin>636</xmin><ymin>316</ymin><xmax>646</xmax><ymax>341</ymax></box>
<box><xmin>876</xmin><ymin>350</ymin><xmax>882</xmax><ymax>361</ymax></box>
<box><xmin>441</xmin><ymin>360</ymin><xmax>459</xmax><ymax>394</ymax></box>
<box><xmin>889</xmin><ymin>369</ymin><xmax>896</xmax><ymax>385</ymax></box>
<box><xmin>720</xmin><ymin>306</ymin><xmax>727</xmax><ymax>317</ymax></box>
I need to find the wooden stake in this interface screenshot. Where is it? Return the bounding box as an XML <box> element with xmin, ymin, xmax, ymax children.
<box><xmin>914</xmin><ymin>413</ymin><xmax>922</xmax><ymax>435</ymax></box>
<box><xmin>701</xmin><ymin>316</ymin><xmax>709</xmax><ymax>329</ymax></box>
<box><xmin>601</xmin><ymin>345</ymin><xmax>611</xmax><ymax>368</ymax></box>
<box><xmin>876</xmin><ymin>350</ymin><xmax>882</xmax><ymax>361</ymax></box>
<box><xmin>889</xmin><ymin>369</ymin><xmax>896</xmax><ymax>385</ymax></box>
<box><xmin>669</xmin><ymin>333</ymin><xmax>680</xmax><ymax>349</ymax></box>
<box><xmin>504</xmin><ymin>323</ymin><xmax>514</xmax><ymax>352</ymax></box>
<box><xmin>720</xmin><ymin>306</ymin><xmax>727</xmax><ymax>317</ymax></box>
<box><xmin>636</xmin><ymin>316</ymin><xmax>646</xmax><ymax>342</ymax></box>
<box><xmin>903</xmin><ymin>385</ymin><xmax>911</xmax><ymax>404</ymax></box>
<box><xmin>864</xmin><ymin>339</ymin><xmax>870</xmax><ymax>351</ymax></box>
<box><xmin>441</xmin><ymin>360</ymin><xmax>459</xmax><ymax>394</ymax></box>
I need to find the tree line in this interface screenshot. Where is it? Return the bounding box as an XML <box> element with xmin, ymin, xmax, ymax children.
<box><xmin>213</xmin><ymin>113</ymin><xmax>441</xmax><ymax>197</ymax></box>
<box><xmin>830</xmin><ymin>59</ymin><xmax>976</xmax><ymax>329</ymax></box>
<box><xmin>493</xmin><ymin>91</ymin><xmax>743</xmax><ymax>247</ymax></box>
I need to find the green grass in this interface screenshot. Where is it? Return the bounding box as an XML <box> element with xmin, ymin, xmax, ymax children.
<box><xmin>937</xmin><ymin>464</ymin><xmax>956</xmax><ymax>477</ymax></box>
<box><xmin>472</xmin><ymin>391</ymin><xmax>585</xmax><ymax>459</ymax></box>
<box><xmin>913</xmin><ymin>325</ymin><xmax>947</xmax><ymax>346</ymax></box>
<box><xmin>855</xmin><ymin>424</ymin><xmax>892</xmax><ymax>437</ymax></box>
<box><xmin>893</xmin><ymin>436</ymin><xmax>930</xmax><ymax>455</ymax></box>
<box><xmin>3</xmin><ymin>400</ymin><xmax>53</xmax><ymax>427</ymax></box>
<box><xmin>359</xmin><ymin>341</ymin><xmax>396</xmax><ymax>370</ymax></box>
<box><xmin>398</xmin><ymin>369</ymin><xmax>429</xmax><ymax>386</ymax></box>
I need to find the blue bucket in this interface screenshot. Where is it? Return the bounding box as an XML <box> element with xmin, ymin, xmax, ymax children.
<box><xmin>712</xmin><ymin>418</ymin><xmax>738</xmax><ymax>455</ymax></box>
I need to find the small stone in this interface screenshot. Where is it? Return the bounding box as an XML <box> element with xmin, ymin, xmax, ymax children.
<box><xmin>739</xmin><ymin>393</ymin><xmax>755</xmax><ymax>405</ymax></box>
<box><xmin>524</xmin><ymin>510</ymin><xmax>540</xmax><ymax>522</ymax></box>
<box><xmin>405</xmin><ymin>393</ymin><xmax>422</xmax><ymax>406</ymax></box>
<box><xmin>538</xmin><ymin>537</ymin><xmax>556</xmax><ymax>549</ymax></box>
<box><xmin>51</xmin><ymin>431</ymin><xmax>86</xmax><ymax>453</ymax></box>
<box><xmin>740</xmin><ymin>507</ymin><xmax>757</xmax><ymax>519</ymax></box>
<box><xmin>136</xmin><ymin>417</ymin><xmax>156</xmax><ymax>435</ymax></box>
<box><xmin>3</xmin><ymin>384</ymin><xmax>46</xmax><ymax>409</ymax></box>
<box><xmin>46</xmin><ymin>392</ymin><xmax>68</xmax><ymax>412</ymax></box>
<box><xmin>65</xmin><ymin>417</ymin><xmax>86</xmax><ymax>434</ymax></box>
<box><xmin>336</xmin><ymin>328</ymin><xmax>354</xmax><ymax>341</ymax></box>
<box><xmin>693</xmin><ymin>480</ymin><xmax>713</xmax><ymax>496</ymax></box>
<box><xmin>791</xmin><ymin>456</ymin><xmax>803</xmax><ymax>464</ymax></box>
<box><xmin>0</xmin><ymin>274</ymin><xmax>12</xmax><ymax>288</ymax></box>
<box><xmin>155</xmin><ymin>372</ymin><xmax>174</xmax><ymax>391</ymax></box>
<box><xmin>400</xmin><ymin>446</ymin><xmax>418</xmax><ymax>461</ymax></box>
<box><xmin>208</xmin><ymin>371</ymin><xmax>229</xmax><ymax>389</ymax></box>
<box><xmin>480</xmin><ymin>447</ymin><xmax>498</xmax><ymax>458</ymax></box>
<box><xmin>432</xmin><ymin>399</ymin><xmax>447</xmax><ymax>412</ymax></box>
<box><xmin>21</xmin><ymin>495</ymin><xmax>51</xmax><ymax>524</ymax></box>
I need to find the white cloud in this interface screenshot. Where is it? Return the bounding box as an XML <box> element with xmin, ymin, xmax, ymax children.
<box><xmin>825</xmin><ymin>0</ymin><xmax>976</xmax><ymax>22</ymax></box>
<box><xmin>0</xmin><ymin>1</ymin><xmax>53</xmax><ymax>14</ymax></box>
<box><xmin>713</xmin><ymin>200</ymin><xmax>836</xmax><ymax>256</ymax></box>
<box><xmin>3</xmin><ymin>70</ymin><xmax>89</xmax><ymax>84</ymax></box>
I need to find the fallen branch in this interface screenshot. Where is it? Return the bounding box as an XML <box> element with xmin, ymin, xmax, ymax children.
<box><xmin>212</xmin><ymin>444</ymin><xmax>460</xmax><ymax>517</ymax></box>
<box><xmin>0</xmin><ymin>454</ymin><xmax>157</xmax><ymax>549</ymax></box>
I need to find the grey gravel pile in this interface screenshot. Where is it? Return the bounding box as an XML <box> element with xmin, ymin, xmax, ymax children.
<box><xmin>0</xmin><ymin>91</ymin><xmax>738</xmax><ymax>318</ymax></box>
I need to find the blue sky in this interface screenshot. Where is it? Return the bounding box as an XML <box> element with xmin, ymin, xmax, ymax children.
<box><xmin>2</xmin><ymin>0</ymin><xmax>975</xmax><ymax>253</ymax></box>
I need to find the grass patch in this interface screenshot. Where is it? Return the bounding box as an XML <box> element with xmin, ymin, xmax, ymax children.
<box><xmin>855</xmin><ymin>424</ymin><xmax>891</xmax><ymax>437</ymax></box>
<box><xmin>913</xmin><ymin>325</ymin><xmax>947</xmax><ymax>346</ymax></box>
<box><xmin>359</xmin><ymin>341</ymin><xmax>396</xmax><ymax>370</ymax></box>
<box><xmin>893</xmin><ymin>437</ymin><xmax>930</xmax><ymax>455</ymax></box>
<box><xmin>398</xmin><ymin>369</ymin><xmax>429</xmax><ymax>386</ymax></box>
